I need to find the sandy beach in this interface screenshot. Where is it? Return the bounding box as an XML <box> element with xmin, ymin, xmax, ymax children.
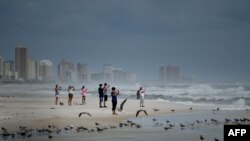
<box><xmin>0</xmin><ymin>86</ymin><xmax>250</xmax><ymax>141</ymax></box>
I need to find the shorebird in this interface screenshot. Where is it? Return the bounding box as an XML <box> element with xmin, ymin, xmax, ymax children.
<box><xmin>180</xmin><ymin>123</ymin><xmax>186</xmax><ymax>128</ymax></box>
<box><xmin>117</xmin><ymin>98</ymin><xmax>127</xmax><ymax>112</ymax></box>
<box><xmin>215</xmin><ymin>138</ymin><xmax>220</xmax><ymax>141</ymax></box>
<box><xmin>96</xmin><ymin>127</ymin><xmax>103</xmax><ymax>132</ymax></box>
<box><xmin>153</xmin><ymin>108</ymin><xmax>160</xmax><ymax>112</ymax></box>
<box><xmin>189</xmin><ymin>107</ymin><xmax>193</xmax><ymax>110</ymax></box>
<box><xmin>48</xmin><ymin>135</ymin><xmax>53</xmax><ymax>139</ymax></box>
<box><xmin>78</xmin><ymin>112</ymin><xmax>92</xmax><ymax>117</ymax></box>
<box><xmin>164</xmin><ymin>127</ymin><xmax>171</xmax><ymax>130</ymax></box>
<box><xmin>171</xmin><ymin>109</ymin><xmax>175</xmax><ymax>112</ymax></box>
<box><xmin>95</xmin><ymin>122</ymin><xmax>100</xmax><ymax>126</ymax></box>
<box><xmin>136</xmin><ymin>109</ymin><xmax>148</xmax><ymax>117</ymax></box>
<box><xmin>200</xmin><ymin>135</ymin><xmax>204</xmax><ymax>140</ymax></box>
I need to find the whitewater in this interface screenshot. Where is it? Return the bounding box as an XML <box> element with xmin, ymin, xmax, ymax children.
<box><xmin>0</xmin><ymin>83</ymin><xmax>249</xmax><ymax>110</ymax></box>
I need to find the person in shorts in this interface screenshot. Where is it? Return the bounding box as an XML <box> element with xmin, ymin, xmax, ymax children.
<box><xmin>68</xmin><ymin>85</ymin><xmax>75</xmax><ymax>106</ymax></box>
<box><xmin>103</xmin><ymin>83</ymin><xmax>110</xmax><ymax>108</ymax></box>
<box><xmin>111</xmin><ymin>87</ymin><xmax>119</xmax><ymax>115</ymax></box>
<box><xmin>54</xmin><ymin>84</ymin><xmax>61</xmax><ymax>105</ymax></box>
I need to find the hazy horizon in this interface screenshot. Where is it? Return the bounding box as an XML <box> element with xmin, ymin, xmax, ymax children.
<box><xmin>1</xmin><ymin>0</ymin><xmax>250</xmax><ymax>82</ymax></box>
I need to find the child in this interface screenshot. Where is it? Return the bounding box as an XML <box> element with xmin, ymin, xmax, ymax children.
<box><xmin>81</xmin><ymin>86</ymin><xmax>87</xmax><ymax>104</ymax></box>
<box><xmin>111</xmin><ymin>87</ymin><xmax>119</xmax><ymax>115</ymax></box>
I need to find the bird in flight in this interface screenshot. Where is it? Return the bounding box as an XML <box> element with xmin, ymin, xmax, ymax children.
<box><xmin>136</xmin><ymin>109</ymin><xmax>148</xmax><ymax>117</ymax></box>
<box><xmin>78</xmin><ymin>112</ymin><xmax>92</xmax><ymax>117</ymax></box>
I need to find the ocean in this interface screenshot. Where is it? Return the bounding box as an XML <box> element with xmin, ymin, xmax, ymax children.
<box><xmin>1</xmin><ymin>83</ymin><xmax>249</xmax><ymax>110</ymax></box>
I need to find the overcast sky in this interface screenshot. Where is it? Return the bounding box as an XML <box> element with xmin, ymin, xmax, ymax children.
<box><xmin>0</xmin><ymin>0</ymin><xmax>250</xmax><ymax>82</ymax></box>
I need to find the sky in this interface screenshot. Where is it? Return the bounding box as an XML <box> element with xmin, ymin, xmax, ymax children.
<box><xmin>0</xmin><ymin>0</ymin><xmax>250</xmax><ymax>82</ymax></box>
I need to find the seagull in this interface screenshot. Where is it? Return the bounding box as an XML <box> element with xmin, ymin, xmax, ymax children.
<box><xmin>153</xmin><ymin>108</ymin><xmax>160</xmax><ymax>112</ymax></box>
<box><xmin>117</xmin><ymin>98</ymin><xmax>127</xmax><ymax>112</ymax></box>
<box><xmin>78</xmin><ymin>112</ymin><xmax>92</xmax><ymax>117</ymax></box>
<box><xmin>95</xmin><ymin>122</ymin><xmax>100</xmax><ymax>126</ymax></box>
<box><xmin>200</xmin><ymin>135</ymin><xmax>204</xmax><ymax>140</ymax></box>
<box><xmin>215</xmin><ymin>138</ymin><xmax>220</xmax><ymax>141</ymax></box>
<box><xmin>136</xmin><ymin>109</ymin><xmax>148</xmax><ymax>117</ymax></box>
<box><xmin>180</xmin><ymin>123</ymin><xmax>186</xmax><ymax>128</ymax></box>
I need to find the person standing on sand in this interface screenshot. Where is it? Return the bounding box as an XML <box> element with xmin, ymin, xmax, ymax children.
<box><xmin>103</xmin><ymin>83</ymin><xmax>110</xmax><ymax>108</ymax></box>
<box><xmin>98</xmin><ymin>84</ymin><xmax>104</xmax><ymax>108</ymax></box>
<box><xmin>139</xmin><ymin>87</ymin><xmax>145</xmax><ymax>107</ymax></box>
<box><xmin>111</xmin><ymin>87</ymin><xmax>119</xmax><ymax>115</ymax></box>
<box><xmin>68</xmin><ymin>85</ymin><xmax>75</xmax><ymax>106</ymax></box>
<box><xmin>81</xmin><ymin>86</ymin><xmax>87</xmax><ymax>104</ymax></box>
<box><xmin>54</xmin><ymin>84</ymin><xmax>61</xmax><ymax>105</ymax></box>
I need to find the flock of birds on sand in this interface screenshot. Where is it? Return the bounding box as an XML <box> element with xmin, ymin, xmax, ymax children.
<box><xmin>1</xmin><ymin>97</ymin><xmax>250</xmax><ymax>140</ymax></box>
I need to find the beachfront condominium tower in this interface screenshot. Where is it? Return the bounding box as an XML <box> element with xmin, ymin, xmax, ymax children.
<box><xmin>159</xmin><ymin>65</ymin><xmax>180</xmax><ymax>83</ymax></box>
<box><xmin>58</xmin><ymin>60</ymin><xmax>76</xmax><ymax>82</ymax></box>
<box><xmin>15</xmin><ymin>46</ymin><xmax>29</xmax><ymax>80</ymax></box>
<box><xmin>77</xmin><ymin>63</ymin><xmax>91</xmax><ymax>82</ymax></box>
<box><xmin>0</xmin><ymin>56</ymin><xmax>4</xmax><ymax>79</ymax></box>
<box><xmin>3</xmin><ymin>61</ymin><xmax>15</xmax><ymax>80</ymax></box>
<box><xmin>40</xmin><ymin>60</ymin><xmax>53</xmax><ymax>82</ymax></box>
<box><xmin>103</xmin><ymin>64</ymin><xmax>114</xmax><ymax>82</ymax></box>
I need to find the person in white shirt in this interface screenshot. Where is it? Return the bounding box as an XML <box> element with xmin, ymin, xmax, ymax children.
<box><xmin>68</xmin><ymin>85</ymin><xmax>75</xmax><ymax>106</ymax></box>
<box><xmin>139</xmin><ymin>87</ymin><xmax>145</xmax><ymax>107</ymax></box>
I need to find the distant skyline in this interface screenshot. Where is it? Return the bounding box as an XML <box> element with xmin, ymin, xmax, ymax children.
<box><xmin>1</xmin><ymin>0</ymin><xmax>250</xmax><ymax>82</ymax></box>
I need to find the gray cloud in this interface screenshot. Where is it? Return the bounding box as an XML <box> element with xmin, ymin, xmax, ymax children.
<box><xmin>0</xmin><ymin>0</ymin><xmax>250</xmax><ymax>82</ymax></box>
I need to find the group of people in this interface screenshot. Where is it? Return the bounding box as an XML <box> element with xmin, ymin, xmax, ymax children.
<box><xmin>54</xmin><ymin>83</ymin><xmax>146</xmax><ymax>115</ymax></box>
<box><xmin>54</xmin><ymin>85</ymin><xmax>87</xmax><ymax>106</ymax></box>
<box><xmin>98</xmin><ymin>83</ymin><xmax>120</xmax><ymax>115</ymax></box>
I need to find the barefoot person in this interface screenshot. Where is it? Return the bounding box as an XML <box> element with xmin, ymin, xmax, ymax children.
<box><xmin>81</xmin><ymin>85</ymin><xmax>87</xmax><ymax>104</ymax></box>
<box><xmin>111</xmin><ymin>87</ymin><xmax>119</xmax><ymax>115</ymax></box>
<box><xmin>103</xmin><ymin>83</ymin><xmax>110</xmax><ymax>108</ymax></box>
<box><xmin>54</xmin><ymin>84</ymin><xmax>61</xmax><ymax>105</ymax></box>
<box><xmin>68</xmin><ymin>85</ymin><xmax>75</xmax><ymax>106</ymax></box>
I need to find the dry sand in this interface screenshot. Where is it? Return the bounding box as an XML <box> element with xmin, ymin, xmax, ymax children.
<box><xmin>0</xmin><ymin>90</ymin><xmax>195</xmax><ymax>131</ymax></box>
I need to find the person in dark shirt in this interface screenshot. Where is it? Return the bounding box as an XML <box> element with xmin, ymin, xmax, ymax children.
<box><xmin>98</xmin><ymin>84</ymin><xmax>104</xmax><ymax>108</ymax></box>
<box><xmin>111</xmin><ymin>87</ymin><xmax>119</xmax><ymax>115</ymax></box>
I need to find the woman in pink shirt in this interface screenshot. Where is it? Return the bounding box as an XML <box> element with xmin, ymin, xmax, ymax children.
<box><xmin>81</xmin><ymin>86</ymin><xmax>87</xmax><ymax>104</ymax></box>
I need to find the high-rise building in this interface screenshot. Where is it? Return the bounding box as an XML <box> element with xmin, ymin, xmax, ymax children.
<box><xmin>159</xmin><ymin>65</ymin><xmax>181</xmax><ymax>83</ymax></box>
<box><xmin>103</xmin><ymin>64</ymin><xmax>114</xmax><ymax>82</ymax></box>
<box><xmin>159</xmin><ymin>66</ymin><xmax>166</xmax><ymax>81</ymax></box>
<box><xmin>125</xmin><ymin>72</ymin><xmax>137</xmax><ymax>83</ymax></box>
<box><xmin>15</xmin><ymin>46</ymin><xmax>29</xmax><ymax>80</ymax></box>
<box><xmin>3</xmin><ymin>61</ymin><xmax>15</xmax><ymax>80</ymax></box>
<box><xmin>39</xmin><ymin>60</ymin><xmax>53</xmax><ymax>82</ymax></box>
<box><xmin>28</xmin><ymin>60</ymin><xmax>40</xmax><ymax>81</ymax></box>
<box><xmin>113</xmin><ymin>69</ymin><xmax>125</xmax><ymax>83</ymax></box>
<box><xmin>58</xmin><ymin>60</ymin><xmax>76</xmax><ymax>82</ymax></box>
<box><xmin>77</xmin><ymin>63</ymin><xmax>91</xmax><ymax>82</ymax></box>
<box><xmin>0</xmin><ymin>56</ymin><xmax>4</xmax><ymax>79</ymax></box>
<box><xmin>166</xmin><ymin>65</ymin><xmax>180</xmax><ymax>82</ymax></box>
